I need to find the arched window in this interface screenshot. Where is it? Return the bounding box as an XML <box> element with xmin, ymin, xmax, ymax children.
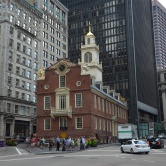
<box><xmin>84</xmin><ymin>52</ymin><xmax>92</xmax><ymax>63</ymax></box>
<box><xmin>87</xmin><ymin>38</ymin><xmax>90</xmax><ymax>44</ymax></box>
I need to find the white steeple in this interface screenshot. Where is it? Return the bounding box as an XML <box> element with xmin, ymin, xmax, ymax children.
<box><xmin>79</xmin><ymin>22</ymin><xmax>102</xmax><ymax>82</ymax></box>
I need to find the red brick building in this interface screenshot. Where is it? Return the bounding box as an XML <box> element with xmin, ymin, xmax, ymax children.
<box><xmin>36</xmin><ymin>27</ymin><xmax>128</xmax><ymax>143</ymax></box>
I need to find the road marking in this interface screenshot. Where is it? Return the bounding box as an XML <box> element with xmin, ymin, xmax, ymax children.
<box><xmin>87</xmin><ymin>150</ymin><xmax>119</xmax><ymax>152</ymax></box>
<box><xmin>15</xmin><ymin>148</ymin><xmax>21</xmax><ymax>155</ymax></box>
<box><xmin>144</xmin><ymin>160</ymin><xmax>155</xmax><ymax>163</ymax></box>
<box><xmin>0</xmin><ymin>153</ymin><xmax>28</xmax><ymax>158</ymax></box>
<box><xmin>0</xmin><ymin>155</ymin><xmax>55</xmax><ymax>162</ymax></box>
<box><xmin>151</xmin><ymin>153</ymin><xmax>166</xmax><ymax>155</ymax></box>
<box><xmin>65</xmin><ymin>154</ymin><xmax>129</xmax><ymax>157</ymax></box>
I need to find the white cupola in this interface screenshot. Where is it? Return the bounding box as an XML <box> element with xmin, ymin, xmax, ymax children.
<box><xmin>79</xmin><ymin>22</ymin><xmax>102</xmax><ymax>82</ymax></box>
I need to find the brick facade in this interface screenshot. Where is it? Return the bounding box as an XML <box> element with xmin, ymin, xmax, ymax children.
<box><xmin>36</xmin><ymin>59</ymin><xmax>128</xmax><ymax>143</ymax></box>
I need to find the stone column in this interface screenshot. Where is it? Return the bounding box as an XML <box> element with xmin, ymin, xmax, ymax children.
<box><xmin>10</xmin><ymin>120</ymin><xmax>15</xmax><ymax>137</ymax></box>
<box><xmin>162</xmin><ymin>90</ymin><xmax>166</xmax><ymax>121</ymax></box>
<box><xmin>0</xmin><ymin>115</ymin><xmax>5</xmax><ymax>139</ymax></box>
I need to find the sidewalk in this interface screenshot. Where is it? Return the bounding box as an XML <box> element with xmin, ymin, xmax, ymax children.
<box><xmin>18</xmin><ymin>142</ymin><xmax>120</xmax><ymax>155</ymax></box>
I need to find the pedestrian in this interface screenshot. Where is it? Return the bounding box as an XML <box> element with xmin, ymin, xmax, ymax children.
<box><xmin>80</xmin><ymin>136</ymin><xmax>85</xmax><ymax>150</ymax></box>
<box><xmin>16</xmin><ymin>134</ymin><xmax>20</xmax><ymax>145</ymax></box>
<box><xmin>56</xmin><ymin>136</ymin><xmax>60</xmax><ymax>151</ymax></box>
<box><xmin>40</xmin><ymin>137</ymin><xmax>45</xmax><ymax>149</ymax></box>
<box><xmin>25</xmin><ymin>137</ymin><xmax>30</xmax><ymax>147</ymax></box>
<box><xmin>49</xmin><ymin>139</ymin><xmax>53</xmax><ymax>151</ymax></box>
<box><xmin>62</xmin><ymin>138</ymin><xmax>66</xmax><ymax>151</ymax></box>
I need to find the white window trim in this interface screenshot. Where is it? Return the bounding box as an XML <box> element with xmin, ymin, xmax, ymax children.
<box><xmin>75</xmin><ymin>93</ymin><xmax>82</xmax><ymax>108</ymax></box>
<box><xmin>75</xmin><ymin>117</ymin><xmax>83</xmax><ymax>129</ymax></box>
<box><xmin>94</xmin><ymin>95</ymin><xmax>97</xmax><ymax>109</ymax></box>
<box><xmin>44</xmin><ymin>96</ymin><xmax>51</xmax><ymax>110</ymax></box>
<box><xmin>95</xmin><ymin>117</ymin><xmax>97</xmax><ymax>129</ymax></box>
<box><xmin>44</xmin><ymin>118</ymin><xmax>51</xmax><ymax>130</ymax></box>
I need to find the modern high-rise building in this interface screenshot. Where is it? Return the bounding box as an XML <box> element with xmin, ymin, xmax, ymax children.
<box><xmin>0</xmin><ymin>0</ymin><xmax>68</xmax><ymax>140</ymax></box>
<box><xmin>60</xmin><ymin>0</ymin><xmax>159</xmax><ymax>135</ymax></box>
<box><xmin>152</xmin><ymin>0</ymin><xmax>166</xmax><ymax>69</ymax></box>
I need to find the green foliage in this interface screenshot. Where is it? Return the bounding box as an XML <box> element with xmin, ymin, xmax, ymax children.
<box><xmin>6</xmin><ymin>139</ymin><xmax>17</xmax><ymax>146</ymax></box>
<box><xmin>86</xmin><ymin>137</ymin><xmax>98</xmax><ymax>147</ymax></box>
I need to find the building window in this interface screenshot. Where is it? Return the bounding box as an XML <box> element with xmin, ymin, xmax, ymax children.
<box><xmin>16</xmin><ymin>66</ymin><xmax>20</xmax><ymax>75</ymax></box>
<box><xmin>7</xmin><ymin>89</ymin><xmax>12</xmax><ymax>97</ymax></box>
<box><xmin>34</xmin><ymin>62</ymin><xmax>37</xmax><ymax>70</ymax></box>
<box><xmin>21</xmin><ymin>93</ymin><xmax>25</xmax><ymax>100</ymax></box>
<box><xmin>59</xmin><ymin>118</ymin><xmax>67</xmax><ymax>130</ymax></box>
<box><xmin>59</xmin><ymin>75</ymin><xmax>65</xmax><ymax>87</ymax></box>
<box><xmin>50</xmin><ymin>1</ymin><xmax>54</xmax><ymax>15</ymax></box>
<box><xmin>27</xmin><ymin>37</ymin><xmax>32</xmax><ymax>45</ymax></box>
<box><xmin>50</xmin><ymin>54</ymin><xmax>54</xmax><ymax>61</ymax></box>
<box><xmin>62</xmin><ymin>11</ymin><xmax>66</xmax><ymax>24</ymax></box>
<box><xmin>99</xmin><ymin>119</ymin><xmax>101</xmax><ymax>130</ymax></box>
<box><xmin>8</xmin><ymin>76</ymin><xmax>12</xmax><ymax>84</ymax></box>
<box><xmin>34</xmin><ymin>73</ymin><xmax>37</xmax><ymax>80</ymax></box>
<box><xmin>23</xmin><ymin>45</ymin><xmax>26</xmax><ymax>53</ymax></box>
<box><xmin>17</xmin><ymin>42</ymin><xmax>21</xmax><ymax>50</ymax></box>
<box><xmin>27</xmin><ymin>71</ymin><xmax>31</xmax><ymax>78</ymax></box>
<box><xmin>10</xmin><ymin>4</ymin><xmax>14</xmax><ymax>11</ymax></box>
<box><xmin>9</xmin><ymin>39</ymin><xmax>13</xmax><ymax>47</ymax></box>
<box><xmin>75</xmin><ymin>93</ymin><xmax>82</xmax><ymax>108</ymax></box>
<box><xmin>95</xmin><ymin>117</ymin><xmax>97</xmax><ymax>129</ymax></box>
<box><xmin>94</xmin><ymin>95</ymin><xmax>97</xmax><ymax>109</ymax></box>
<box><xmin>9</xmin><ymin>15</ymin><xmax>13</xmax><ymax>22</ymax></box>
<box><xmin>16</xmin><ymin>79</ymin><xmax>20</xmax><ymax>87</ymax></box>
<box><xmin>75</xmin><ymin>117</ymin><xmax>83</xmax><ymax>129</ymax></box>
<box><xmin>43</xmin><ymin>60</ymin><xmax>48</xmax><ymax>67</ymax></box>
<box><xmin>23</xmin><ymin>23</ymin><xmax>26</xmax><ymax>29</ymax></box>
<box><xmin>18</xmin><ymin>9</ymin><xmax>21</xmax><ymax>15</ymax></box>
<box><xmin>9</xmin><ymin>26</ymin><xmax>14</xmax><ymax>34</ymax></box>
<box><xmin>15</xmin><ymin>105</ymin><xmax>19</xmax><ymax>113</ymax></box>
<box><xmin>22</xmin><ymin>69</ymin><xmax>26</xmax><ymax>77</ymax></box>
<box><xmin>102</xmin><ymin>99</ymin><xmax>104</xmax><ymax>112</ymax></box>
<box><xmin>27</xmin><ymin>48</ymin><xmax>31</xmax><ymax>56</ymax></box>
<box><xmin>59</xmin><ymin>95</ymin><xmax>66</xmax><ymax>110</ymax></box>
<box><xmin>7</xmin><ymin>103</ymin><xmax>11</xmax><ymax>112</ymax></box>
<box><xmin>26</xmin><ymin>94</ymin><xmax>31</xmax><ymax>101</ymax></box>
<box><xmin>98</xmin><ymin>97</ymin><xmax>101</xmax><ymax>110</ymax></box>
<box><xmin>34</xmin><ymin>51</ymin><xmax>38</xmax><ymax>59</ymax></box>
<box><xmin>23</xmin><ymin>13</ymin><xmax>26</xmax><ymax>19</ymax></box>
<box><xmin>27</xmin><ymin>59</ymin><xmax>31</xmax><ymax>67</ymax></box>
<box><xmin>84</xmin><ymin>52</ymin><xmax>92</xmax><ymax>63</ymax></box>
<box><xmin>8</xmin><ymin>63</ymin><xmax>13</xmax><ymax>72</ymax></box>
<box><xmin>27</xmin><ymin>82</ymin><xmax>31</xmax><ymax>90</ymax></box>
<box><xmin>44</xmin><ymin>96</ymin><xmax>50</xmax><ymax>110</ymax></box>
<box><xmin>22</xmin><ymin>80</ymin><xmax>25</xmax><ymax>88</ymax></box>
<box><xmin>43</xmin><ymin>0</ymin><xmax>48</xmax><ymax>10</ymax></box>
<box><xmin>56</xmin><ymin>6</ymin><xmax>60</xmax><ymax>20</ymax></box>
<box><xmin>44</xmin><ymin>119</ymin><xmax>51</xmax><ymax>130</ymax></box>
<box><xmin>62</xmin><ymin>52</ymin><xmax>66</xmax><ymax>58</ymax></box>
<box><xmin>103</xmin><ymin>120</ymin><xmax>105</xmax><ymax>131</ymax></box>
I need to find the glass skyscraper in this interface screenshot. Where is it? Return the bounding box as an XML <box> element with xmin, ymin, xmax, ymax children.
<box><xmin>59</xmin><ymin>0</ymin><xmax>159</xmax><ymax>126</ymax></box>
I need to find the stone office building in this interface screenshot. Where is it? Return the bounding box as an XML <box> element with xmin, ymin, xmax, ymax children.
<box><xmin>36</xmin><ymin>28</ymin><xmax>128</xmax><ymax>142</ymax></box>
<box><xmin>0</xmin><ymin>0</ymin><xmax>68</xmax><ymax>140</ymax></box>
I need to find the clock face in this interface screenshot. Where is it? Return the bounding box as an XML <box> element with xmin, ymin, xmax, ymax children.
<box><xmin>58</xmin><ymin>63</ymin><xmax>66</xmax><ymax>72</ymax></box>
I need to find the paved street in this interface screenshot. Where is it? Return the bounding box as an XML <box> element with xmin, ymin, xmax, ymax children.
<box><xmin>0</xmin><ymin>143</ymin><xmax>166</xmax><ymax>166</ymax></box>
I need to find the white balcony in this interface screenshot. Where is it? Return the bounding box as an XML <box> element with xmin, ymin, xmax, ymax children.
<box><xmin>51</xmin><ymin>106</ymin><xmax>72</xmax><ymax>119</ymax></box>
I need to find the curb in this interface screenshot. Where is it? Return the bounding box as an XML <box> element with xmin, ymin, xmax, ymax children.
<box><xmin>21</xmin><ymin>143</ymin><xmax>121</xmax><ymax>155</ymax></box>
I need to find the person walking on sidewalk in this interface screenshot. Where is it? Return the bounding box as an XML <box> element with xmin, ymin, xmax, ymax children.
<box><xmin>56</xmin><ymin>136</ymin><xmax>60</xmax><ymax>151</ymax></box>
<box><xmin>49</xmin><ymin>139</ymin><xmax>53</xmax><ymax>151</ymax></box>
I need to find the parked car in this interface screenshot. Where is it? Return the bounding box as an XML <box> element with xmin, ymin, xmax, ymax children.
<box><xmin>158</xmin><ymin>133</ymin><xmax>166</xmax><ymax>139</ymax></box>
<box><xmin>148</xmin><ymin>137</ymin><xmax>164</xmax><ymax>149</ymax></box>
<box><xmin>120</xmin><ymin>140</ymin><xmax>150</xmax><ymax>154</ymax></box>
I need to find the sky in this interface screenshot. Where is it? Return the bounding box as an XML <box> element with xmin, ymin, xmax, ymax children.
<box><xmin>158</xmin><ymin>0</ymin><xmax>166</xmax><ymax>8</ymax></box>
